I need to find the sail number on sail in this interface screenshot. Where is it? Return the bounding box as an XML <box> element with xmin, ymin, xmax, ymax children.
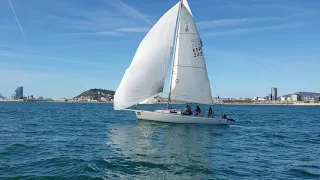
<box><xmin>191</xmin><ymin>38</ymin><xmax>203</xmax><ymax>57</ymax></box>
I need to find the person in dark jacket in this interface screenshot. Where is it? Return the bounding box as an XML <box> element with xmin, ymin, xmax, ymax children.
<box><xmin>194</xmin><ymin>106</ymin><xmax>201</xmax><ymax>116</ymax></box>
<box><xmin>208</xmin><ymin>107</ymin><xmax>213</xmax><ymax>117</ymax></box>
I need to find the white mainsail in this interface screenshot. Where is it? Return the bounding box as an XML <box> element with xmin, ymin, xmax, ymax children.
<box><xmin>114</xmin><ymin>3</ymin><xmax>180</xmax><ymax>110</ymax></box>
<box><xmin>170</xmin><ymin>4</ymin><xmax>213</xmax><ymax>104</ymax></box>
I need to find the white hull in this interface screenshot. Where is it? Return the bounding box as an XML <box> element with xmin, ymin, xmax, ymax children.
<box><xmin>135</xmin><ymin>110</ymin><xmax>233</xmax><ymax>125</ymax></box>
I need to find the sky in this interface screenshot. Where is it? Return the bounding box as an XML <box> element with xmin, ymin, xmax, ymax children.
<box><xmin>0</xmin><ymin>0</ymin><xmax>319</xmax><ymax>99</ymax></box>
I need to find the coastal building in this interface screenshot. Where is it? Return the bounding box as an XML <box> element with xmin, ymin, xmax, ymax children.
<box><xmin>267</xmin><ymin>94</ymin><xmax>272</xmax><ymax>101</ymax></box>
<box><xmin>38</xmin><ymin>96</ymin><xmax>44</xmax><ymax>101</ymax></box>
<box><xmin>314</xmin><ymin>96</ymin><xmax>320</xmax><ymax>103</ymax></box>
<box><xmin>271</xmin><ymin>87</ymin><xmax>277</xmax><ymax>101</ymax></box>
<box><xmin>280</xmin><ymin>96</ymin><xmax>286</xmax><ymax>101</ymax></box>
<box><xmin>58</xmin><ymin>98</ymin><xmax>68</xmax><ymax>102</ymax></box>
<box><xmin>0</xmin><ymin>93</ymin><xmax>6</xmax><ymax>100</ymax></box>
<box><xmin>258</xmin><ymin>97</ymin><xmax>266</xmax><ymax>101</ymax></box>
<box><xmin>14</xmin><ymin>86</ymin><xmax>23</xmax><ymax>100</ymax></box>
<box><xmin>28</xmin><ymin>95</ymin><xmax>34</xmax><ymax>100</ymax></box>
<box><xmin>291</xmin><ymin>93</ymin><xmax>302</xmax><ymax>102</ymax></box>
<box><xmin>76</xmin><ymin>96</ymin><xmax>89</xmax><ymax>102</ymax></box>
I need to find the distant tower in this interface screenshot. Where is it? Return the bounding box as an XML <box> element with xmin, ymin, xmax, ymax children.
<box><xmin>14</xmin><ymin>86</ymin><xmax>23</xmax><ymax>99</ymax></box>
<box><xmin>271</xmin><ymin>87</ymin><xmax>277</xmax><ymax>101</ymax></box>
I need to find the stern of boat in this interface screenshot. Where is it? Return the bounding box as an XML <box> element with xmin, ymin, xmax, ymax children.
<box><xmin>135</xmin><ymin>110</ymin><xmax>143</xmax><ymax>118</ymax></box>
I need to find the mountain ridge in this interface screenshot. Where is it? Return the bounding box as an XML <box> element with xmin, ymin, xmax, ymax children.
<box><xmin>282</xmin><ymin>91</ymin><xmax>320</xmax><ymax>98</ymax></box>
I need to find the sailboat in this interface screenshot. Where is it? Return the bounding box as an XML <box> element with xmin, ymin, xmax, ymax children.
<box><xmin>114</xmin><ymin>0</ymin><xmax>234</xmax><ymax>125</ymax></box>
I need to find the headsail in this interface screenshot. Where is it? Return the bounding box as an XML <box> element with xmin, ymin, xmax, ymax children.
<box><xmin>170</xmin><ymin>4</ymin><xmax>213</xmax><ymax>104</ymax></box>
<box><xmin>114</xmin><ymin>3</ymin><xmax>180</xmax><ymax>110</ymax></box>
<box><xmin>182</xmin><ymin>0</ymin><xmax>193</xmax><ymax>16</ymax></box>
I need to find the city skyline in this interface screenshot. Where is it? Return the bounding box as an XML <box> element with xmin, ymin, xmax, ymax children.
<box><xmin>1</xmin><ymin>85</ymin><xmax>319</xmax><ymax>100</ymax></box>
<box><xmin>1</xmin><ymin>0</ymin><xmax>320</xmax><ymax>99</ymax></box>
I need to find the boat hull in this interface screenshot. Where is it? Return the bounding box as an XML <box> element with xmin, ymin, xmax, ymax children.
<box><xmin>135</xmin><ymin>110</ymin><xmax>233</xmax><ymax>125</ymax></box>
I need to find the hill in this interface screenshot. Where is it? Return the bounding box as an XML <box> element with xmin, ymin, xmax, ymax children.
<box><xmin>74</xmin><ymin>88</ymin><xmax>115</xmax><ymax>101</ymax></box>
<box><xmin>282</xmin><ymin>92</ymin><xmax>320</xmax><ymax>98</ymax></box>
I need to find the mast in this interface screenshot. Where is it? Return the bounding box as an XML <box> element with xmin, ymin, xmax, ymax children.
<box><xmin>168</xmin><ymin>0</ymin><xmax>183</xmax><ymax>108</ymax></box>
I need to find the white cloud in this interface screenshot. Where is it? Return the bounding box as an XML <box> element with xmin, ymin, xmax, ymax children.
<box><xmin>46</xmin><ymin>27</ymin><xmax>150</xmax><ymax>36</ymax></box>
<box><xmin>203</xmin><ymin>22</ymin><xmax>306</xmax><ymax>36</ymax></box>
<box><xmin>116</xmin><ymin>27</ymin><xmax>150</xmax><ymax>32</ymax></box>
<box><xmin>0</xmin><ymin>49</ymin><xmax>108</xmax><ymax>68</ymax></box>
<box><xmin>21</xmin><ymin>0</ymin><xmax>154</xmax><ymax>37</ymax></box>
<box><xmin>0</xmin><ymin>26</ymin><xmax>12</xmax><ymax>30</ymax></box>
<box><xmin>49</xmin><ymin>30</ymin><xmax>122</xmax><ymax>37</ymax></box>
<box><xmin>197</xmin><ymin>10</ymin><xmax>319</xmax><ymax>29</ymax></box>
<box><xmin>197</xmin><ymin>17</ymin><xmax>273</xmax><ymax>29</ymax></box>
<box><xmin>105</xmin><ymin>0</ymin><xmax>153</xmax><ymax>26</ymax></box>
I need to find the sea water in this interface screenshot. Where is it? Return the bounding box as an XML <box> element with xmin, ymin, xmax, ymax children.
<box><xmin>0</xmin><ymin>102</ymin><xmax>319</xmax><ymax>179</ymax></box>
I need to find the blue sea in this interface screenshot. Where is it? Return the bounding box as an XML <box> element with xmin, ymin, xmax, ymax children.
<box><xmin>0</xmin><ymin>102</ymin><xmax>319</xmax><ymax>179</ymax></box>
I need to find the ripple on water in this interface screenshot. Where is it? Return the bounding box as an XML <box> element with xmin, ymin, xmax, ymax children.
<box><xmin>289</xmin><ymin>168</ymin><xmax>320</xmax><ymax>178</ymax></box>
<box><xmin>0</xmin><ymin>103</ymin><xmax>319</xmax><ymax>179</ymax></box>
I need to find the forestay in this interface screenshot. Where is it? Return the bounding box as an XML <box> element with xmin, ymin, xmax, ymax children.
<box><xmin>170</xmin><ymin>4</ymin><xmax>213</xmax><ymax>104</ymax></box>
<box><xmin>114</xmin><ymin>3</ymin><xmax>180</xmax><ymax>110</ymax></box>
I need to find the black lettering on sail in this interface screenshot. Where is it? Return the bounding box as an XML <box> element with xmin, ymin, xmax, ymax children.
<box><xmin>191</xmin><ymin>38</ymin><xmax>204</xmax><ymax>57</ymax></box>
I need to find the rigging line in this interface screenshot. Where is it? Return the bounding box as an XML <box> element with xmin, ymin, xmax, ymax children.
<box><xmin>213</xmin><ymin>84</ymin><xmax>224</xmax><ymax>116</ymax></box>
<box><xmin>168</xmin><ymin>0</ymin><xmax>183</xmax><ymax>107</ymax></box>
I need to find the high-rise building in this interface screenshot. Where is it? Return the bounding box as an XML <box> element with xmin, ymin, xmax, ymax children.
<box><xmin>291</xmin><ymin>93</ymin><xmax>302</xmax><ymax>102</ymax></box>
<box><xmin>271</xmin><ymin>87</ymin><xmax>277</xmax><ymax>101</ymax></box>
<box><xmin>14</xmin><ymin>86</ymin><xmax>23</xmax><ymax>100</ymax></box>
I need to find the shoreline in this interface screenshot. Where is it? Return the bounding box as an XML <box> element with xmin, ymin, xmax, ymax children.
<box><xmin>213</xmin><ymin>103</ymin><xmax>320</xmax><ymax>106</ymax></box>
<box><xmin>1</xmin><ymin>101</ymin><xmax>319</xmax><ymax>106</ymax></box>
<box><xmin>0</xmin><ymin>100</ymin><xmax>113</xmax><ymax>103</ymax></box>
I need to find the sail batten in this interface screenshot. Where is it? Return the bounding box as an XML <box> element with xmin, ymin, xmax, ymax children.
<box><xmin>113</xmin><ymin>3</ymin><xmax>180</xmax><ymax>110</ymax></box>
